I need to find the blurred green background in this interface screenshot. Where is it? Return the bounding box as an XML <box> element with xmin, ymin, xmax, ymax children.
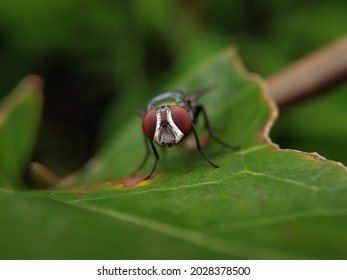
<box><xmin>1</xmin><ymin>0</ymin><xmax>347</xmax><ymax>176</ymax></box>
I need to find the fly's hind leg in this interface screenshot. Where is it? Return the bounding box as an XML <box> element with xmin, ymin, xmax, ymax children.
<box><xmin>195</xmin><ymin>105</ymin><xmax>240</xmax><ymax>151</ymax></box>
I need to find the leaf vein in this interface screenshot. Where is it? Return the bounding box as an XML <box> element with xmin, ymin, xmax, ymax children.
<box><xmin>208</xmin><ymin>208</ymin><xmax>347</xmax><ymax>233</ymax></box>
<box><xmin>69</xmin><ymin>180</ymin><xmax>221</xmax><ymax>203</ymax></box>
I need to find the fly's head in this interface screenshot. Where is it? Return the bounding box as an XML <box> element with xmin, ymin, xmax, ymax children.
<box><xmin>142</xmin><ymin>105</ymin><xmax>192</xmax><ymax>147</ymax></box>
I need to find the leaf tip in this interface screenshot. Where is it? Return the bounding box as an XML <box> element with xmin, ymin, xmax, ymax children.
<box><xmin>25</xmin><ymin>74</ymin><xmax>45</xmax><ymax>92</ymax></box>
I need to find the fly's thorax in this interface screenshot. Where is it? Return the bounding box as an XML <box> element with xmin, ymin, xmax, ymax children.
<box><xmin>145</xmin><ymin>91</ymin><xmax>195</xmax><ymax>119</ymax></box>
<box><xmin>145</xmin><ymin>91</ymin><xmax>186</xmax><ymax>111</ymax></box>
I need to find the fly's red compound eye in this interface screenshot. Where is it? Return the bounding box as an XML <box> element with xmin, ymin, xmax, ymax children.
<box><xmin>170</xmin><ymin>105</ymin><xmax>192</xmax><ymax>135</ymax></box>
<box><xmin>142</xmin><ymin>109</ymin><xmax>157</xmax><ymax>139</ymax></box>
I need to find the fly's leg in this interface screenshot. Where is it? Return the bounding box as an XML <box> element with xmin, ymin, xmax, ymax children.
<box><xmin>191</xmin><ymin>123</ymin><xmax>219</xmax><ymax>168</ymax></box>
<box><xmin>133</xmin><ymin>137</ymin><xmax>150</xmax><ymax>174</ymax></box>
<box><xmin>144</xmin><ymin>140</ymin><xmax>159</xmax><ymax>180</ymax></box>
<box><xmin>133</xmin><ymin>138</ymin><xmax>159</xmax><ymax>180</ymax></box>
<box><xmin>195</xmin><ymin>105</ymin><xmax>240</xmax><ymax>151</ymax></box>
<box><xmin>133</xmin><ymin>137</ymin><xmax>159</xmax><ymax>179</ymax></box>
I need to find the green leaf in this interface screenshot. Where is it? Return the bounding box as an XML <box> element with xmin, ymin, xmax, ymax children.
<box><xmin>0</xmin><ymin>76</ymin><xmax>43</xmax><ymax>189</ymax></box>
<box><xmin>2</xmin><ymin>48</ymin><xmax>347</xmax><ymax>259</ymax></box>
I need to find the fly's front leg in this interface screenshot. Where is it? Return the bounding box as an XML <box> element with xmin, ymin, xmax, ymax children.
<box><xmin>133</xmin><ymin>137</ymin><xmax>151</xmax><ymax>175</ymax></box>
<box><xmin>133</xmin><ymin>137</ymin><xmax>159</xmax><ymax>180</ymax></box>
<box><xmin>144</xmin><ymin>140</ymin><xmax>159</xmax><ymax>180</ymax></box>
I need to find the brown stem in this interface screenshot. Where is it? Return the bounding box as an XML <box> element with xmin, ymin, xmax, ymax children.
<box><xmin>267</xmin><ymin>35</ymin><xmax>347</xmax><ymax>107</ymax></box>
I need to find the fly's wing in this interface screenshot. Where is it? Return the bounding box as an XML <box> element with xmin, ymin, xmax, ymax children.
<box><xmin>183</xmin><ymin>87</ymin><xmax>214</xmax><ymax>122</ymax></box>
<box><xmin>183</xmin><ymin>86</ymin><xmax>214</xmax><ymax>105</ymax></box>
